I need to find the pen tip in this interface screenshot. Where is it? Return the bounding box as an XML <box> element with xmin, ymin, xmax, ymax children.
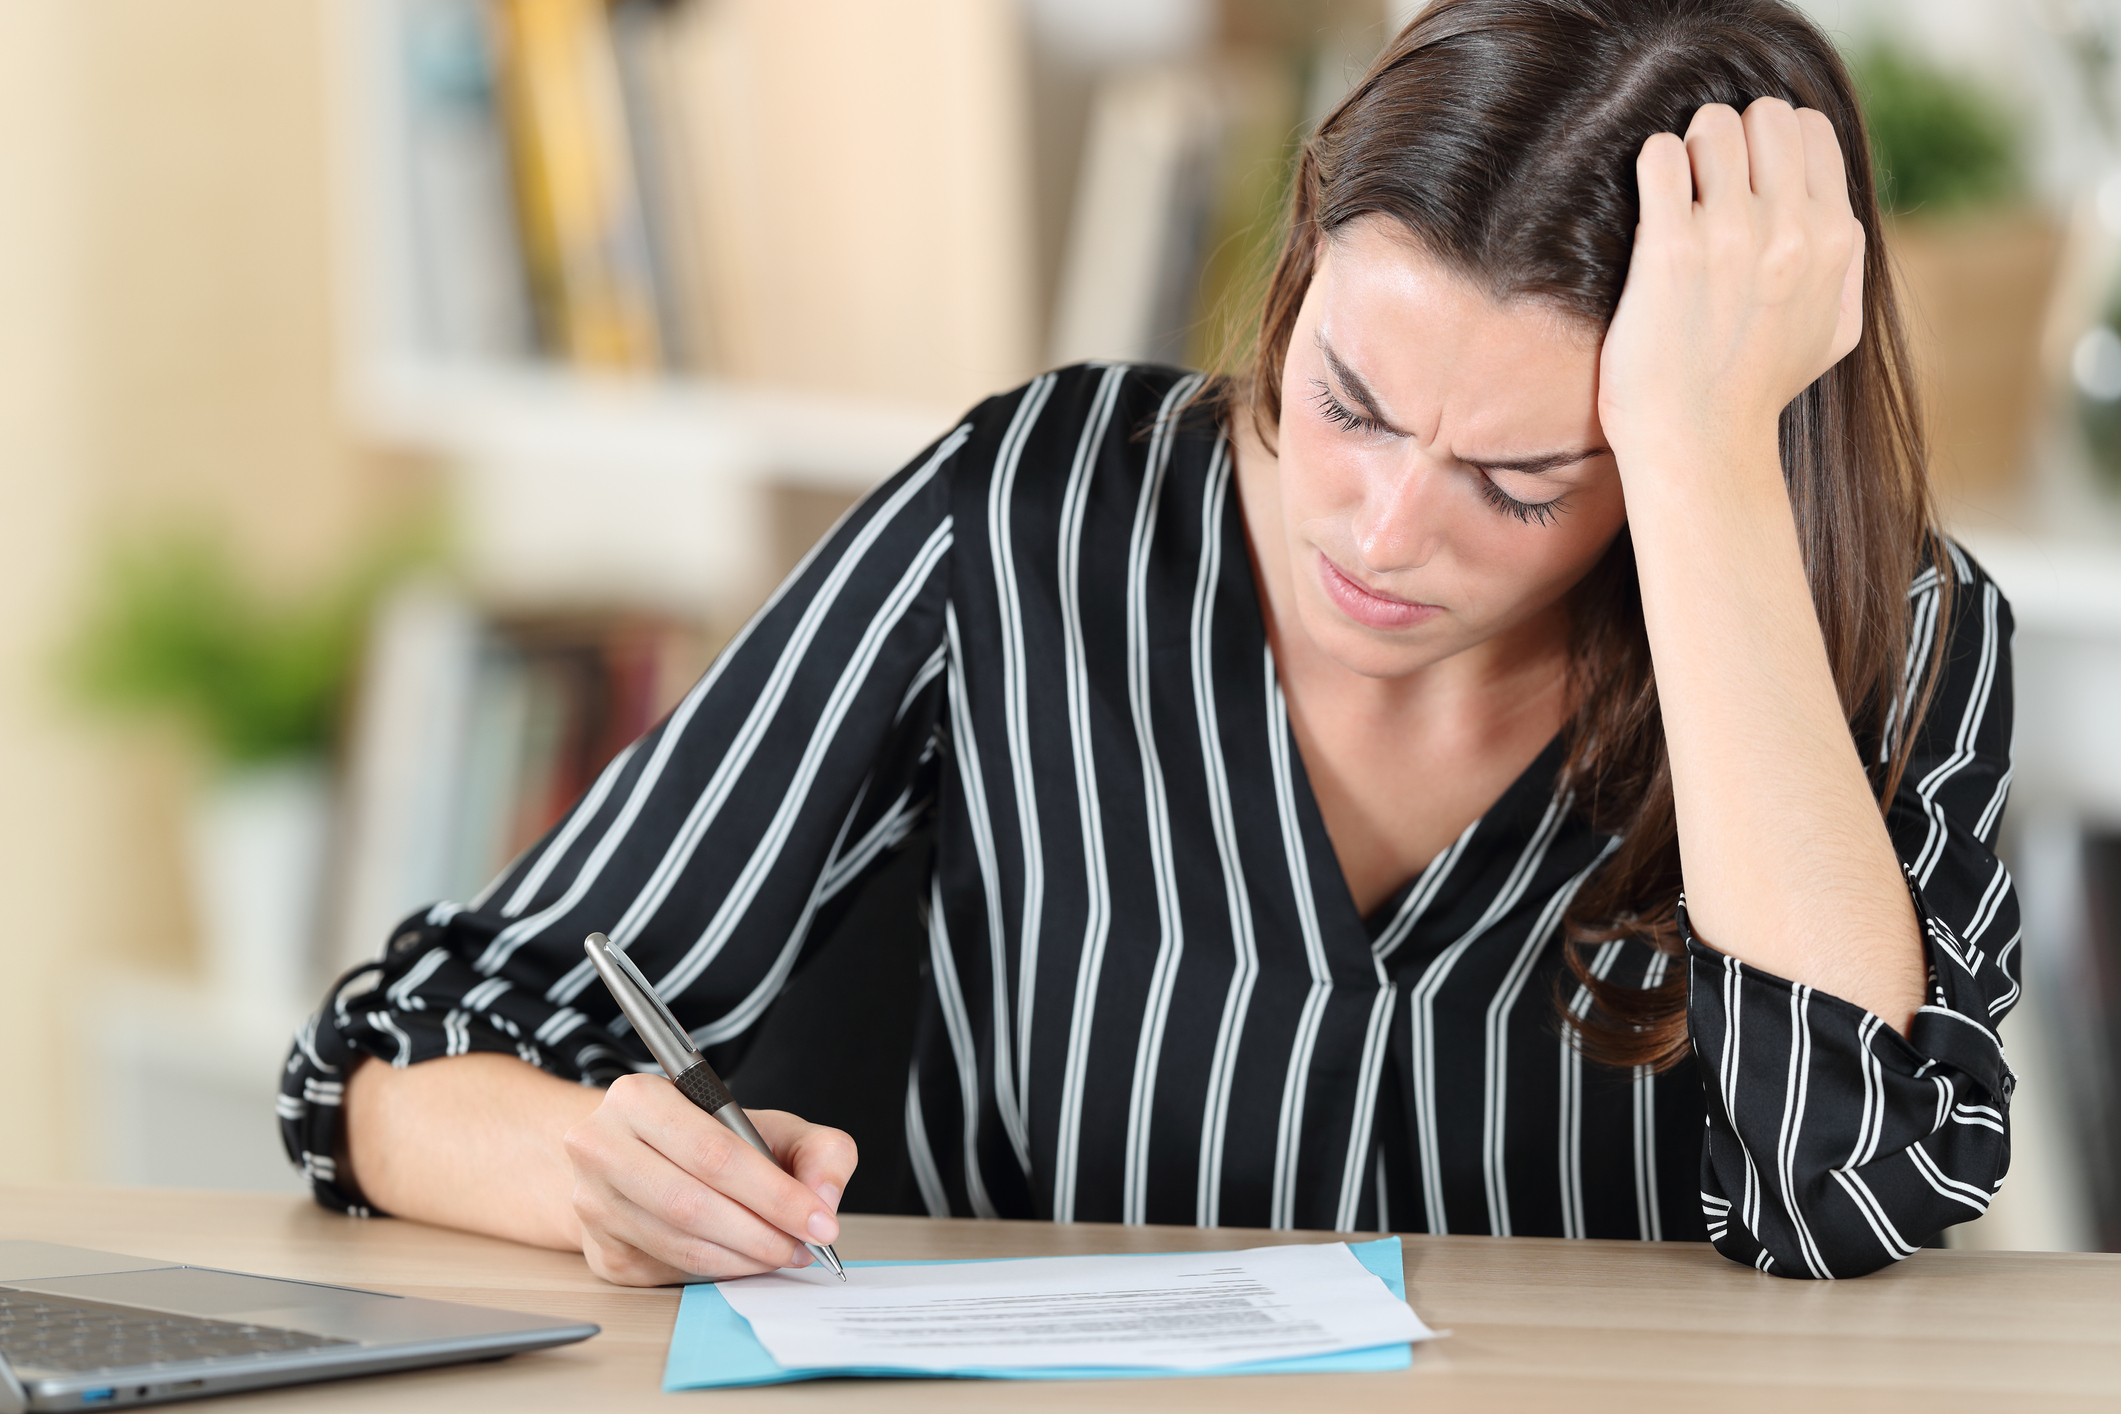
<box><xmin>837</xmin><ymin>1270</ymin><xmax>848</xmax><ymax>1282</ymax></box>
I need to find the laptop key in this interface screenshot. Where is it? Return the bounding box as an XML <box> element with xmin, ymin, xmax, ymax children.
<box><xmin>0</xmin><ymin>1286</ymin><xmax>355</xmax><ymax>1377</ymax></box>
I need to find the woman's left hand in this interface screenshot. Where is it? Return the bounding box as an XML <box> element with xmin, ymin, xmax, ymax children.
<box><xmin>1596</xmin><ymin>97</ymin><xmax>1864</xmax><ymax>477</ymax></box>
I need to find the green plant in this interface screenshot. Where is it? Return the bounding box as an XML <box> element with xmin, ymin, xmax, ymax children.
<box><xmin>68</xmin><ymin>531</ymin><xmax>420</xmax><ymax>764</ymax></box>
<box><xmin>1852</xmin><ymin>40</ymin><xmax>2023</xmax><ymax>218</ymax></box>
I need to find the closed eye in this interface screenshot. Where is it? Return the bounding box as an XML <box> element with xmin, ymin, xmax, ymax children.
<box><xmin>1477</xmin><ymin>474</ymin><xmax>1568</xmax><ymax>527</ymax></box>
<box><xmin>1309</xmin><ymin>380</ymin><xmax>1389</xmax><ymax>436</ymax></box>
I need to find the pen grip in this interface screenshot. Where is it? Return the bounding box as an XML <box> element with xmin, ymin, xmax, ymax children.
<box><xmin>672</xmin><ymin>1060</ymin><xmax>735</xmax><ymax>1116</ymax></box>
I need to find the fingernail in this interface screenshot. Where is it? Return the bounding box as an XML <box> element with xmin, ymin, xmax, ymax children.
<box><xmin>807</xmin><ymin>1211</ymin><xmax>839</xmax><ymax>1243</ymax></box>
<box><xmin>785</xmin><ymin>1249</ymin><xmax>812</xmax><ymax>1268</ymax></box>
<box><xmin>816</xmin><ymin>1182</ymin><xmax>843</xmax><ymax>1212</ymax></box>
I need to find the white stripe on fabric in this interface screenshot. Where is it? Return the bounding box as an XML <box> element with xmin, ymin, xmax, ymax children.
<box><xmin>385</xmin><ymin>948</ymin><xmax>449</xmax><ymax>1012</ymax></box>
<box><xmin>923</xmin><ymin>875</ymin><xmax>999</xmax><ymax>1219</ymax></box>
<box><xmin>895</xmin><ymin>643</ymin><xmax>948</xmax><ymax>725</ymax></box>
<box><xmin>1972</xmin><ymin>764</ymin><xmax>2013</xmax><ymax>846</ymax></box>
<box><xmin>1911</xmin><ymin>583</ymin><xmax>1999</xmax><ymax>886</ymax></box>
<box><xmin>942</xmin><ymin>603</ymin><xmax>1033</xmax><ymax>1174</ymax></box>
<box><xmin>1883</xmin><ymin>578</ymin><xmax>1941</xmax><ymax>761</ymax></box>
<box><xmin>1120</xmin><ymin>373</ymin><xmax>1203</xmax><ymax>1225</ymax></box>
<box><xmin>685</xmin><ymin>783</ymin><xmax>867</xmax><ymax>1050</ymax></box>
<box><xmin>369</xmin><ymin>1012</ymin><xmax>413</xmax><ymax>1068</ymax></box>
<box><xmin>1959</xmin><ymin>859</ymin><xmax>2013</xmax><ymax>950</ymax></box>
<box><xmin>1717</xmin><ymin>953</ymin><xmax>1767</xmax><ymax>1245</ymax></box>
<box><xmin>1989</xmin><ymin>930</ymin><xmax>2023</xmax><ymax>1017</ymax></box>
<box><xmin>1775</xmin><ymin>986</ymin><xmax>1831</xmax><ymax>1278</ymax></box>
<box><xmin>988</xmin><ymin>373</ymin><xmax>1059</xmax><ymax>1127</ymax></box>
<box><xmin>1562</xmin><ymin>937</ymin><xmax>1626</xmax><ymax>1240</ymax></box>
<box><xmin>1051</xmin><ymin>364</ymin><xmax>1129</xmax><ymax>1224</ymax></box>
<box><xmin>1829</xmin><ymin>1168</ymin><xmax>1918</xmax><ymax>1261</ymax></box>
<box><xmin>1908</xmin><ymin>1142</ymin><xmax>1991</xmax><ymax>1211</ymax></box>
<box><xmin>497</xmin><ymin>740</ymin><xmax>639</xmax><ymax>918</ymax></box>
<box><xmin>1850</xmin><ymin>1014</ymin><xmax>1887</xmax><ymax>1168</ymax></box>
<box><xmin>1374</xmin><ymin>821</ymin><xmax>1477</xmax><ymax>962</ymax></box>
<box><xmin>1333</xmin><ymin>982</ymin><xmax>1400</xmax><ymax>1233</ymax></box>
<box><xmin>1631</xmin><ymin>952</ymin><xmax>1668</xmax><ymax>1243</ymax></box>
<box><xmin>1186</xmin><ymin>438</ymin><xmax>1258</xmax><ymax>1229</ymax></box>
<box><xmin>814</xmin><ymin>783</ymin><xmax>922</xmax><ymax>903</ymax></box>
<box><xmin>1491</xmin><ymin>840</ymin><xmax>1617</xmax><ymax>1236</ymax></box>
<box><xmin>1410</xmin><ymin>794</ymin><xmax>1568</xmax><ymax>1233</ymax></box>
<box><xmin>1265</xmin><ymin>657</ymin><xmax>1334</xmax><ymax>1231</ymax></box>
<box><xmin>904</xmin><ymin>1057</ymin><xmax>951</xmax><ymax>1219</ymax></box>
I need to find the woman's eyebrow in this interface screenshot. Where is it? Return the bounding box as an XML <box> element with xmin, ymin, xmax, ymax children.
<box><xmin>1465</xmin><ymin>447</ymin><xmax>1611</xmax><ymax>474</ymax></box>
<box><xmin>1317</xmin><ymin>335</ymin><xmax>1411</xmax><ymax>435</ymax></box>
<box><xmin>1317</xmin><ymin>332</ymin><xmax>1608</xmax><ymax>471</ymax></box>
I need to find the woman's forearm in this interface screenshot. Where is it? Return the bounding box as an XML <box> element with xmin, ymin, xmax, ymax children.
<box><xmin>343</xmin><ymin>1053</ymin><xmax>602</xmax><ymax>1250</ymax></box>
<box><xmin>1623</xmin><ymin>434</ymin><xmax>1924</xmax><ymax>1033</ymax></box>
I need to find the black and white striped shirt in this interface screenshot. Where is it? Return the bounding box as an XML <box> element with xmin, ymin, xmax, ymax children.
<box><xmin>282</xmin><ymin>363</ymin><xmax>2019</xmax><ymax>1278</ymax></box>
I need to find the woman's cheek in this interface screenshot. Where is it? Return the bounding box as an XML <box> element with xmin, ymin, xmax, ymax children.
<box><xmin>1280</xmin><ymin>429</ymin><xmax>1368</xmax><ymax>530</ymax></box>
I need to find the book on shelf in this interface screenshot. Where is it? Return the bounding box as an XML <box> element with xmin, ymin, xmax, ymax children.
<box><xmin>489</xmin><ymin>0</ymin><xmax>666</xmax><ymax>370</ymax></box>
<box><xmin>381</xmin><ymin>0</ymin><xmax>731</xmax><ymax>375</ymax></box>
<box><xmin>399</xmin><ymin>0</ymin><xmax>538</xmax><ymax>361</ymax></box>
<box><xmin>1046</xmin><ymin>64</ymin><xmax>1225</xmax><ymax>370</ymax></box>
<box><xmin>374</xmin><ymin>0</ymin><xmax>1036</xmax><ymax>403</ymax></box>
<box><xmin>331</xmin><ymin>581</ymin><xmax>714</xmax><ymax>973</ymax></box>
<box><xmin>1044</xmin><ymin>43</ymin><xmax>1344</xmax><ymax>372</ymax></box>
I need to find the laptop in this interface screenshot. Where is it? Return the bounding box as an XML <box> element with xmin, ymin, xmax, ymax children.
<box><xmin>0</xmin><ymin>1241</ymin><xmax>598</xmax><ymax>1411</ymax></box>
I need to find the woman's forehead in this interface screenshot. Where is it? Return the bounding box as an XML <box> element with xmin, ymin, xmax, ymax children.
<box><xmin>1311</xmin><ymin>223</ymin><xmax>1604</xmax><ymax>449</ymax></box>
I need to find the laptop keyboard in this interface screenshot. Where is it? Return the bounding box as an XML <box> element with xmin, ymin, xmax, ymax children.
<box><xmin>0</xmin><ymin>1285</ymin><xmax>356</xmax><ymax>1377</ymax></box>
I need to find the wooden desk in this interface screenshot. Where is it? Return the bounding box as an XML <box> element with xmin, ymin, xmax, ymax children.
<box><xmin>3</xmin><ymin>1185</ymin><xmax>2116</xmax><ymax>1412</ymax></box>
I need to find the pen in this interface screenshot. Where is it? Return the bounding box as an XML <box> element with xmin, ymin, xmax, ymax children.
<box><xmin>582</xmin><ymin>933</ymin><xmax>847</xmax><ymax>1281</ymax></box>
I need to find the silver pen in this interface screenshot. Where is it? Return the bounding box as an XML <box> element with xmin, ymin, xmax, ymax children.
<box><xmin>582</xmin><ymin>933</ymin><xmax>847</xmax><ymax>1280</ymax></box>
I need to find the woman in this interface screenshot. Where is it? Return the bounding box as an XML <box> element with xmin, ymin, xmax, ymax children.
<box><xmin>284</xmin><ymin>0</ymin><xmax>2016</xmax><ymax>1282</ymax></box>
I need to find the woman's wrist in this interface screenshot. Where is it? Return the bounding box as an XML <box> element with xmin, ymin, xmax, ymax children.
<box><xmin>343</xmin><ymin>1052</ymin><xmax>602</xmax><ymax>1253</ymax></box>
<box><xmin>1609</xmin><ymin>420</ymin><xmax>1787</xmax><ymax>516</ymax></box>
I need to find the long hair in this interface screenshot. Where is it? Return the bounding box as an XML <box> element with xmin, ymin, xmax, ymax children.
<box><xmin>1228</xmin><ymin>0</ymin><xmax>1949</xmax><ymax>1070</ymax></box>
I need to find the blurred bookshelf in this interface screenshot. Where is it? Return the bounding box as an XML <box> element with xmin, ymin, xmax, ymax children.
<box><xmin>330</xmin><ymin>0</ymin><xmax>1031</xmax><ymax>619</ymax></box>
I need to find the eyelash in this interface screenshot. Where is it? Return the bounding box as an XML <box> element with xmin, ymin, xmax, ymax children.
<box><xmin>1309</xmin><ymin>380</ymin><xmax>1568</xmax><ymax>528</ymax></box>
<box><xmin>1477</xmin><ymin>476</ymin><xmax>1567</xmax><ymax>527</ymax></box>
<box><xmin>1309</xmin><ymin>381</ymin><xmax>1385</xmax><ymax>436</ymax></box>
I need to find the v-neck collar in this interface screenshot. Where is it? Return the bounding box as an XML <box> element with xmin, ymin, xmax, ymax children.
<box><xmin>1214</xmin><ymin>425</ymin><xmax>1573</xmax><ymax>954</ymax></box>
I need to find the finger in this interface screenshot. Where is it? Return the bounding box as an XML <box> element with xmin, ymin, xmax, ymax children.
<box><xmin>1683</xmin><ymin>103</ymin><xmax>1748</xmax><ymax>207</ymax></box>
<box><xmin>623</xmin><ymin>1076</ymin><xmax>842</xmax><ymax>1247</ymax></box>
<box><xmin>1740</xmin><ymin>96</ymin><xmax>1806</xmax><ymax>200</ymax></box>
<box><xmin>619</xmin><ymin>1140</ymin><xmax>812</xmax><ymax>1267</ymax></box>
<box><xmin>580</xmin><ymin>1229</ymin><xmax>696</xmax><ymax>1288</ymax></box>
<box><xmin>1796</xmin><ymin>106</ymin><xmax>1853</xmax><ymax>213</ymax></box>
<box><xmin>1635</xmin><ymin>131</ymin><xmax>1692</xmax><ymax>231</ymax></box>
<box><xmin>1831</xmin><ymin>218</ymin><xmax>1866</xmax><ymax>361</ymax></box>
<box><xmin>570</xmin><ymin>1093</ymin><xmax>811</xmax><ymax>1268</ymax></box>
<box><xmin>584</xmin><ymin>1181</ymin><xmax>792</xmax><ymax>1282</ymax></box>
<box><xmin>753</xmin><ymin>1110</ymin><xmax>859</xmax><ymax>1213</ymax></box>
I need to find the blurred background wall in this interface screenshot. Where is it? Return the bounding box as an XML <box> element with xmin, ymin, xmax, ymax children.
<box><xmin>5</xmin><ymin>0</ymin><xmax>2121</xmax><ymax>1256</ymax></box>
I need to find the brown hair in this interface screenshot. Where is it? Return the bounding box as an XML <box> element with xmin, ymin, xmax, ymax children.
<box><xmin>1228</xmin><ymin>0</ymin><xmax>1949</xmax><ymax>1070</ymax></box>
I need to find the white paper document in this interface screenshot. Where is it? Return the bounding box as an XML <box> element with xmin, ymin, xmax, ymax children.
<box><xmin>715</xmin><ymin>1242</ymin><xmax>1436</xmax><ymax>1373</ymax></box>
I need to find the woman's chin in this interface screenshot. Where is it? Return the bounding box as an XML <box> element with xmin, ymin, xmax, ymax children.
<box><xmin>1291</xmin><ymin>593</ymin><xmax>1456</xmax><ymax>680</ymax></box>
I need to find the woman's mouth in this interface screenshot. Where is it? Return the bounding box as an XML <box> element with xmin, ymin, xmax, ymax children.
<box><xmin>1317</xmin><ymin>553</ymin><xmax>1441</xmax><ymax>630</ymax></box>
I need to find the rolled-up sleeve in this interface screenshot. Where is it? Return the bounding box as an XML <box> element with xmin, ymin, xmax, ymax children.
<box><xmin>279</xmin><ymin>424</ymin><xmax>967</xmax><ymax>1215</ymax></box>
<box><xmin>1690</xmin><ymin>546</ymin><xmax>2018</xmax><ymax>1277</ymax></box>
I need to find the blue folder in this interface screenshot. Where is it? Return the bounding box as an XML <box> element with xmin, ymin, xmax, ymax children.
<box><xmin>662</xmin><ymin>1235</ymin><xmax>1413</xmax><ymax>1390</ymax></box>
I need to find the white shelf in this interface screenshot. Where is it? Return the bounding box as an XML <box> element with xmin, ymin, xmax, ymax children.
<box><xmin>350</xmin><ymin>362</ymin><xmax>958</xmax><ymax>613</ymax></box>
<box><xmin>355</xmin><ymin>360</ymin><xmax>957</xmax><ymax>494</ymax></box>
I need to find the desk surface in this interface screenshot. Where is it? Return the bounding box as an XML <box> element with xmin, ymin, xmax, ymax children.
<box><xmin>2</xmin><ymin>1185</ymin><xmax>2116</xmax><ymax>1412</ymax></box>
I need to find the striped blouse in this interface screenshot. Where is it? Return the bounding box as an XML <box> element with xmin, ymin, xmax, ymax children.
<box><xmin>281</xmin><ymin>363</ymin><xmax>2019</xmax><ymax>1278</ymax></box>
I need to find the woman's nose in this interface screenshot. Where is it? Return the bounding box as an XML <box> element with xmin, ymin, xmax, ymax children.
<box><xmin>1349</xmin><ymin>451</ymin><xmax>1449</xmax><ymax>574</ymax></box>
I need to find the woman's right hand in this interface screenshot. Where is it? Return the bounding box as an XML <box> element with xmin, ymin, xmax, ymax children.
<box><xmin>562</xmin><ymin>1074</ymin><xmax>856</xmax><ymax>1287</ymax></box>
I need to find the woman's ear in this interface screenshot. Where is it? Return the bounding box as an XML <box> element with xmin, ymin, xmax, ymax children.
<box><xmin>1832</xmin><ymin>218</ymin><xmax>1866</xmax><ymax>365</ymax></box>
